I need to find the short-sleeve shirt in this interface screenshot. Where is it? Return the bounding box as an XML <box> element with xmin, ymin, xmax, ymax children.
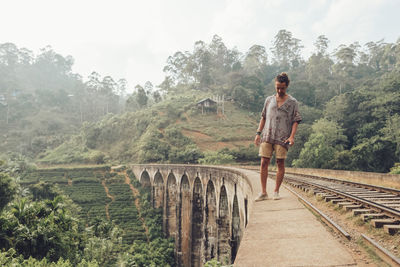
<box><xmin>261</xmin><ymin>95</ymin><xmax>302</xmax><ymax>150</ymax></box>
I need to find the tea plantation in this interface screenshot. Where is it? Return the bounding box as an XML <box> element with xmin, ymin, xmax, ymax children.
<box><xmin>21</xmin><ymin>166</ymin><xmax>152</xmax><ymax>245</ymax></box>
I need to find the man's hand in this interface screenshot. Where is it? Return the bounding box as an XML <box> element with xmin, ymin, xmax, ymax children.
<box><xmin>254</xmin><ymin>134</ymin><xmax>261</xmax><ymax>146</ymax></box>
<box><xmin>284</xmin><ymin>137</ymin><xmax>295</xmax><ymax>146</ymax></box>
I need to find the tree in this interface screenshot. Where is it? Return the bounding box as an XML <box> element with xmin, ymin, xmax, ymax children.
<box><xmin>116</xmin><ymin>78</ymin><xmax>127</xmax><ymax>96</ymax></box>
<box><xmin>136</xmin><ymin>85</ymin><xmax>148</xmax><ymax>108</ymax></box>
<box><xmin>163</xmin><ymin>51</ymin><xmax>191</xmax><ymax>86</ymax></box>
<box><xmin>232</xmin><ymin>76</ymin><xmax>264</xmax><ymax>112</ymax></box>
<box><xmin>293</xmin><ymin>133</ymin><xmax>336</xmax><ymax>168</ymax></box>
<box><xmin>0</xmin><ymin>172</ymin><xmax>15</xmax><ymax>211</ymax></box>
<box><xmin>243</xmin><ymin>45</ymin><xmax>268</xmax><ymax>78</ymax></box>
<box><xmin>285</xmin><ymin>123</ymin><xmax>312</xmax><ymax>167</ymax></box>
<box><xmin>271</xmin><ymin>29</ymin><xmax>304</xmax><ymax>68</ymax></box>
<box><xmin>144</xmin><ymin>81</ymin><xmax>154</xmax><ymax>95</ymax></box>
<box><xmin>289</xmin><ymin>81</ymin><xmax>316</xmax><ymax>106</ymax></box>
<box><xmin>0</xmin><ymin>43</ymin><xmax>19</xmax><ymax>67</ymax></box>
<box><xmin>86</xmin><ymin>72</ymin><xmax>102</xmax><ymax>93</ymax></box>
<box><xmin>152</xmin><ymin>90</ymin><xmax>162</xmax><ymax>103</ymax></box>
<box><xmin>350</xmin><ymin>137</ymin><xmax>396</xmax><ymax>172</ymax></box>
<box><xmin>314</xmin><ymin>35</ymin><xmax>329</xmax><ymax>56</ymax></box>
<box><xmin>293</xmin><ymin>119</ymin><xmax>347</xmax><ymax>168</ymax></box>
<box><xmin>332</xmin><ymin>43</ymin><xmax>360</xmax><ymax>90</ymax></box>
<box><xmin>381</xmin><ymin>113</ymin><xmax>400</xmax><ymax>161</ymax></box>
<box><xmin>101</xmin><ymin>76</ymin><xmax>118</xmax><ymax>114</ymax></box>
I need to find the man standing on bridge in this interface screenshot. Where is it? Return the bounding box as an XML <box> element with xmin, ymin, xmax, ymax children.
<box><xmin>254</xmin><ymin>72</ymin><xmax>302</xmax><ymax>201</ymax></box>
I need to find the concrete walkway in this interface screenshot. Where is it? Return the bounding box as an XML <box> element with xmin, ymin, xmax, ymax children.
<box><xmin>234</xmin><ymin>168</ymin><xmax>356</xmax><ymax>267</ymax></box>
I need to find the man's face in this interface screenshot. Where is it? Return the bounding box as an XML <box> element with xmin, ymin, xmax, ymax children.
<box><xmin>275</xmin><ymin>81</ymin><xmax>288</xmax><ymax>97</ymax></box>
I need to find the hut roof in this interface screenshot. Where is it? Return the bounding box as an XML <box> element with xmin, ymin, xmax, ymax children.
<box><xmin>196</xmin><ymin>98</ymin><xmax>217</xmax><ymax>105</ymax></box>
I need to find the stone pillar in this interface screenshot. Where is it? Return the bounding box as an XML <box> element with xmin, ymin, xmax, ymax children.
<box><xmin>204</xmin><ymin>180</ymin><xmax>217</xmax><ymax>263</ymax></box>
<box><xmin>153</xmin><ymin>171</ymin><xmax>164</xmax><ymax>209</ymax></box>
<box><xmin>217</xmin><ymin>185</ymin><xmax>231</xmax><ymax>264</ymax></box>
<box><xmin>178</xmin><ymin>175</ymin><xmax>191</xmax><ymax>267</ymax></box>
<box><xmin>191</xmin><ymin>177</ymin><xmax>204</xmax><ymax>267</ymax></box>
<box><xmin>231</xmin><ymin>194</ymin><xmax>240</xmax><ymax>263</ymax></box>
<box><xmin>166</xmin><ymin>173</ymin><xmax>177</xmax><ymax>240</ymax></box>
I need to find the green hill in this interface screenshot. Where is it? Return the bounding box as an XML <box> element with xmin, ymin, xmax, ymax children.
<box><xmin>38</xmin><ymin>92</ymin><xmax>260</xmax><ymax>165</ymax></box>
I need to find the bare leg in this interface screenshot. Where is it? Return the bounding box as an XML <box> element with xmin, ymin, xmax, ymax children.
<box><xmin>260</xmin><ymin>157</ymin><xmax>270</xmax><ymax>194</ymax></box>
<box><xmin>274</xmin><ymin>159</ymin><xmax>285</xmax><ymax>192</ymax></box>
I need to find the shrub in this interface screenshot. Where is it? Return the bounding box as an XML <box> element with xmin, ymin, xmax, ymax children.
<box><xmin>390</xmin><ymin>163</ymin><xmax>400</xmax><ymax>174</ymax></box>
<box><xmin>198</xmin><ymin>151</ymin><xmax>235</xmax><ymax>165</ymax></box>
<box><xmin>90</xmin><ymin>152</ymin><xmax>107</xmax><ymax>164</ymax></box>
<box><xmin>168</xmin><ymin>144</ymin><xmax>203</xmax><ymax>164</ymax></box>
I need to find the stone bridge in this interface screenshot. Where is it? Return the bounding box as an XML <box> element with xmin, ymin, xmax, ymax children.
<box><xmin>130</xmin><ymin>164</ymin><xmax>254</xmax><ymax>267</ymax></box>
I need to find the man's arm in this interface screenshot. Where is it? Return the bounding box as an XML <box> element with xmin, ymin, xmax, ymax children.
<box><xmin>285</xmin><ymin>121</ymin><xmax>299</xmax><ymax>146</ymax></box>
<box><xmin>254</xmin><ymin>116</ymin><xmax>266</xmax><ymax>146</ymax></box>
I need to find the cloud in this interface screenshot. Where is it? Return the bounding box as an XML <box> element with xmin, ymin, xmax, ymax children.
<box><xmin>311</xmin><ymin>0</ymin><xmax>396</xmax><ymax>49</ymax></box>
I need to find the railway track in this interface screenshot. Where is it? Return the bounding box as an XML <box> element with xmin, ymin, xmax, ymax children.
<box><xmin>279</xmin><ymin>171</ymin><xmax>400</xmax><ymax>235</ymax></box>
<box><xmin>240</xmin><ymin>167</ymin><xmax>400</xmax><ymax>265</ymax></box>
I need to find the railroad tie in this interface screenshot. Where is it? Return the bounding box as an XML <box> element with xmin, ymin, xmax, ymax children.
<box><xmin>361</xmin><ymin>213</ymin><xmax>386</xmax><ymax>221</ymax></box>
<box><xmin>337</xmin><ymin>202</ymin><xmax>354</xmax><ymax>208</ymax></box>
<box><xmin>352</xmin><ymin>208</ymin><xmax>372</xmax><ymax>216</ymax></box>
<box><xmin>383</xmin><ymin>225</ymin><xmax>400</xmax><ymax>235</ymax></box>
<box><xmin>331</xmin><ymin>198</ymin><xmax>346</xmax><ymax>204</ymax></box>
<box><xmin>316</xmin><ymin>193</ymin><xmax>332</xmax><ymax>198</ymax></box>
<box><xmin>371</xmin><ymin>219</ymin><xmax>400</xmax><ymax>228</ymax></box>
<box><xmin>344</xmin><ymin>204</ymin><xmax>363</xmax><ymax>211</ymax></box>
<box><xmin>325</xmin><ymin>196</ymin><xmax>342</xmax><ymax>202</ymax></box>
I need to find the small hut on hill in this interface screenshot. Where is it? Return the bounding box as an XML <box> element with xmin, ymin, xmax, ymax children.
<box><xmin>196</xmin><ymin>98</ymin><xmax>217</xmax><ymax>114</ymax></box>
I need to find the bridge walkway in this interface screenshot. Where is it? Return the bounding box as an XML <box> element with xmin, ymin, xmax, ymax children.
<box><xmin>234</xmin><ymin>168</ymin><xmax>356</xmax><ymax>267</ymax></box>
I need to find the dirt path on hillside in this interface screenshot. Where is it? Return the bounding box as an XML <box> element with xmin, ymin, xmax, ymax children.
<box><xmin>124</xmin><ymin>172</ymin><xmax>150</xmax><ymax>243</ymax></box>
<box><xmin>101</xmin><ymin>180</ymin><xmax>115</xmax><ymax>220</ymax></box>
<box><xmin>184</xmin><ymin>112</ymin><xmax>191</xmax><ymax>122</ymax></box>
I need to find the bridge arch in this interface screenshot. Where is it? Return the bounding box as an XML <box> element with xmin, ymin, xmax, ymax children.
<box><xmin>139</xmin><ymin>170</ymin><xmax>151</xmax><ymax>187</ymax></box>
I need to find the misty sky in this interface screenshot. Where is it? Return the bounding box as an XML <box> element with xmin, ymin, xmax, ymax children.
<box><xmin>1</xmin><ymin>0</ymin><xmax>399</xmax><ymax>92</ymax></box>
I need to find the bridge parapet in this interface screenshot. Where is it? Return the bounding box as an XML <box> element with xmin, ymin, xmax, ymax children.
<box><xmin>130</xmin><ymin>164</ymin><xmax>254</xmax><ymax>266</ymax></box>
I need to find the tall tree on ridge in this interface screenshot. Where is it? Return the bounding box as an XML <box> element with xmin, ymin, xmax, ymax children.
<box><xmin>271</xmin><ymin>29</ymin><xmax>304</xmax><ymax>69</ymax></box>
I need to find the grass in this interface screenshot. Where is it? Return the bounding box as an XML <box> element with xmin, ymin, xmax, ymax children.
<box><xmin>180</xmin><ymin>102</ymin><xmax>257</xmax><ymax>151</ymax></box>
<box><xmin>356</xmin><ymin>237</ymin><xmax>391</xmax><ymax>267</ymax></box>
<box><xmin>306</xmin><ymin>189</ymin><xmax>314</xmax><ymax>197</ymax></box>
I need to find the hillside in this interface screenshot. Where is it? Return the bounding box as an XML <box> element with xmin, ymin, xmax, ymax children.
<box><xmin>38</xmin><ymin>93</ymin><xmax>261</xmax><ymax>165</ymax></box>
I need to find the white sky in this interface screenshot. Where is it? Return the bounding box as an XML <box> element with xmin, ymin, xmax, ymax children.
<box><xmin>1</xmin><ymin>0</ymin><xmax>399</xmax><ymax>92</ymax></box>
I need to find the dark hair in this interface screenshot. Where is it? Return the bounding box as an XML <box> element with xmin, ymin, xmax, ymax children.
<box><xmin>275</xmin><ymin>72</ymin><xmax>290</xmax><ymax>86</ymax></box>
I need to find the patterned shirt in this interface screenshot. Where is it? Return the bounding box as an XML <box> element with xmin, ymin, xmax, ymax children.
<box><xmin>261</xmin><ymin>95</ymin><xmax>302</xmax><ymax>150</ymax></box>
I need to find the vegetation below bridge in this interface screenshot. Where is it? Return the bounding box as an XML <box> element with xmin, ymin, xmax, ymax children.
<box><xmin>0</xmin><ymin>161</ymin><xmax>175</xmax><ymax>266</ymax></box>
